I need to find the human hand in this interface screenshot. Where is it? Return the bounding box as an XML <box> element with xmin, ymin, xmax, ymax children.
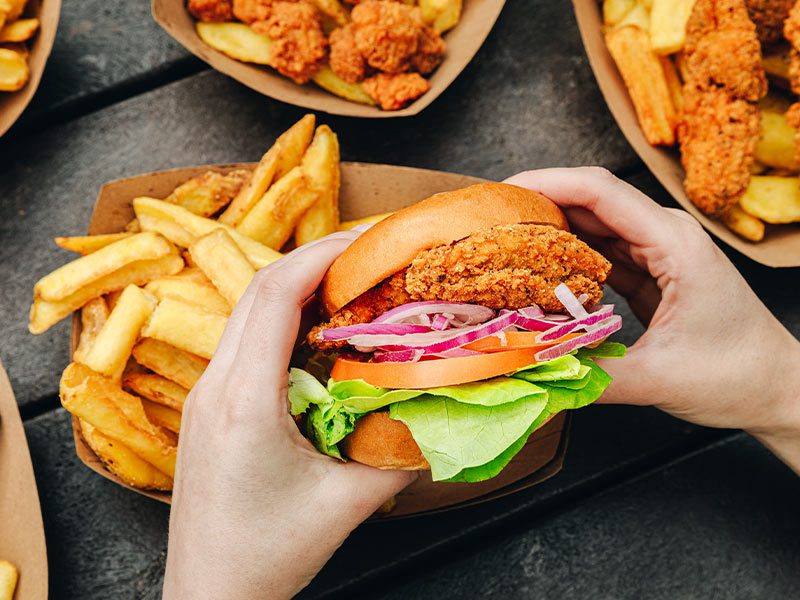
<box><xmin>505</xmin><ymin>168</ymin><xmax>800</xmax><ymax>466</ymax></box>
<box><xmin>162</xmin><ymin>231</ymin><xmax>416</xmax><ymax>600</ymax></box>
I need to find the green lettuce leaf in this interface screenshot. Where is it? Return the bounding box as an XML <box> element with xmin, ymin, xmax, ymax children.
<box><xmin>288</xmin><ymin>367</ymin><xmax>331</xmax><ymax>415</ymax></box>
<box><xmin>389</xmin><ymin>393</ymin><xmax>548</xmax><ymax>481</ymax></box>
<box><xmin>305</xmin><ymin>403</ymin><xmax>357</xmax><ymax>461</ymax></box>
<box><xmin>536</xmin><ymin>360</ymin><xmax>612</xmax><ymax>412</ymax></box>
<box><xmin>512</xmin><ymin>354</ymin><xmax>583</xmax><ymax>381</ymax></box>
<box><xmin>330</xmin><ymin>377</ymin><xmax>547</xmax><ymax>413</ymax></box>
<box><xmin>575</xmin><ymin>341</ymin><xmax>627</xmax><ymax>359</ymax></box>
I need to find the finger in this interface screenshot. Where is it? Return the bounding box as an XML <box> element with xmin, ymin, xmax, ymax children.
<box><xmin>594</xmin><ymin>343</ymin><xmax>660</xmax><ymax>407</ymax></box>
<box><xmin>561</xmin><ymin>206</ymin><xmax>618</xmax><ymax>239</ymax></box>
<box><xmin>504</xmin><ymin>167</ymin><xmax>674</xmax><ymax>249</ymax></box>
<box><xmin>336</xmin><ymin>462</ymin><xmax>418</xmax><ymax>519</ymax></box>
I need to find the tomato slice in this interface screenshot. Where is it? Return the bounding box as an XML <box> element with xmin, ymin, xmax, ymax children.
<box><xmin>464</xmin><ymin>331</ymin><xmax>581</xmax><ymax>353</ymax></box>
<box><xmin>331</xmin><ymin>348</ymin><xmax>541</xmax><ymax>389</ymax></box>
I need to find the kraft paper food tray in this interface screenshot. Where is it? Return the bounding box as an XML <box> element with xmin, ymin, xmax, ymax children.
<box><xmin>0</xmin><ymin>0</ymin><xmax>61</xmax><ymax>137</ymax></box>
<box><xmin>573</xmin><ymin>1</ymin><xmax>800</xmax><ymax>268</ymax></box>
<box><xmin>0</xmin><ymin>362</ymin><xmax>48</xmax><ymax>599</ymax></box>
<box><xmin>152</xmin><ymin>0</ymin><xmax>505</xmax><ymax>118</ymax></box>
<box><xmin>69</xmin><ymin>161</ymin><xmax>568</xmax><ymax>518</ymax></box>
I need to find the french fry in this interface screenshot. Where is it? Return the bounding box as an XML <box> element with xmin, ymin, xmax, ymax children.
<box><xmin>29</xmin><ymin>254</ymin><xmax>183</xmax><ymax>335</ymax></box>
<box><xmin>34</xmin><ymin>232</ymin><xmax>173</xmax><ymax>301</ymax></box>
<box><xmin>0</xmin><ymin>560</ymin><xmax>17</xmax><ymax>600</ymax></box>
<box><xmin>125</xmin><ymin>218</ymin><xmax>142</xmax><ymax>233</ymax></box>
<box><xmin>132</xmin><ymin>338</ymin><xmax>208</xmax><ymax>389</ymax></box>
<box><xmin>60</xmin><ymin>363</ymin><xmax>177</xmax><ymax>477</ymax></box>
<box><xmin>196</xmin><ymin>22</ymin><xmax>273</xmax><ymax>64</ymax></box>
<box><xmin>603</xmin><ymin>0</ymin><xmax>636</xmax><ymax>25</ymax></box>
<box><xmin>755</xmin><ymin>112</ymin><xmax>798</xmax><ymax>171</ymax></box>
<box><xmin>236</xmin><ymin>166</ymin><xmax>319</xmax><ymax>248</ymax></box>
<box><xmin>80</xmin><ymin>285</ymin><xmax>157</xmax><ymax>379</ymax></box>
<box><xmin>614</xmin><ymin>2</ymin><xmax>650</xmax><ymax>31</ymax></box>
<box><xmin>0</xmin><ymin>17</ymin><xmax>38</xmax><ymax>42</ymax></box>
<box><xmin>145</xmin><ymin>275</ymin><xmax>231</xmax><ymax>315</ymax></box>
<box><xmin>308</xmin><ymin>0</ymin><xmax>349</xmax><ymax>27</ymax></box>
<box><xmin>763</xmin><ymin>51</ymin><xmax>790</xmax><ymax>83</ymax></box>
<box><xmin>649</xmin><ymin>0</ymin><xmax>695</xmax><ymax>54</ymax></box>
<box><xmin>338</xmin><ymin>211</ymin><xmax>394</xmax><ymax>230</ymax></box>
<box><xmin>0</xmin><ymin>41</ymin><xmax>27</xmax><ymax>58</ymax></box>
<box><xmin>170</xmin><ymin>267</ymin><xmax>212</xmax><ymax>285</ymax></box>
<box><xmin>661</xmin><ymin>56</ymin><xmax>683</xmax><ymax>112</ymax></box>
<box><xmin>740</xmin><ymin>176</ymin><xmax>800</xmax><ymax>223</ymax></box>
<box><xmin>219</xmin><ymin>114</ymin><xmax>315</xmax><ymax>225</ymax></box>
<box><xmin>142</xmin><ymin>297</ymin><xmax>228</xmax><ymax>359</ymax></box>
<box><xmin>0</xmin><ymin>47</ymin><xmax>27</xmax><ymax>91</ymax></box>
<box><xmin>133</xmin><ymin>196</ymin><xmax>282</xmax><ymax>268</ymax></box>
<box><xmin>166</xmin><ymin>169</ymin><xmax>251</xmax><ymax>217</ymax></box>
<box><xmin>312</xmin><ymin>66</ymin><xmax>376</xmax><ymax>106</ymax></box>
<box><xmin>722</xmin><ymin>205</ymin><xmax>765</xmax><ymax>242</ymax></box>
<box><xmin>0</xmin><ymin>0</ymin><xmax>27</xmax><ymax>22</ymax></box>
<box><xmin>605</xmin><ymin>26</ymin><xmax>676</xmax><ymax>145</ymax></box>
<box><xmin>189</xmin><ymin>229</ymin><xmax>255</xmax><ymax>308</ymax></box>
<box><xmin>125</xmin><ymin>373</ymin><xmax>188</xmax><ymax>411</ymax></box>
<box><xmin>105</xmin><ymin>289</ymin><xmax>123</xmax><ymax>311</ymax></box>
<box><xmin>295</xmin><ymin>125</ymin><xmax>341</xmax><ymax>246</ymax></box>
<box><xmin>419</xmin><ymin>0</ymin><xmax>462</xmax><ymax>32</ymax></box>
<box><xmin>74</xmin><ymin>297</ymin><xmax>110</xmax><ymax>363</ymax></box>
<box><xmin>54</xmin><ymin>232</ymin><xmax>135</xmax><ymax>255</ymax></box>
<box><xmin>80</xmin><ymin>420</ymin><xmax>173</xmax><ymax>490</ymax></box>
<box><xmin>142</xmin><ymin>399</ymin><xmax>182</xmax><ymax>434</ymax></box>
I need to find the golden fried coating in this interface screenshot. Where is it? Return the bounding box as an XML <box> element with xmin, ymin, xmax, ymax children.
<box><xmin>745</xmin><ymin>0</ymin><xmax>794</xmax><ymax>44</ymax></box>
<box><xmin>233</xmin><ymin>0</ymin><xmax>274</xmax><ymax>23</ymax></box>
<box><xmin>329</xmin><ymin>24</ymin><xmax>367</xmax><ymax>83</ymax></box>
<box><xmin>351</xmin><ymin>1</ymin><xmax>423</xmax><ymax>74</ymax></box>
<box><xmin>252</xmin><ymin>1</ymin><xmax>327</xmax><ymax>84</ymax></box>
<box><xmin>678</xmin><ymin>86</ymin><xmax>761</xmax><ymax>216</ymax></box>
<box><xmin>784</xmin><ymin>2</ymin><xmax>800</xmax><ymax>92</ymax></box>
<box><xmin>363</xmin><ymin>72</ymin><xmax>430</xmax><ymax>109</ymax></box>
<box><xmin>307</xmin><ymin>225</ymin><xmax>611</xmax><ymax>350</ymax></box>
<box><xmin>410</xmin><ymin>25</ymin><xmax>445</xmax><ymax>75</ymax></box>
<box><xmin>189</xmin><ymin>0</ymin><xmax>234</xmax><ymax>22</ymax></box>
<box><xmin>684</xmin><ymin>0</ymin><xmax>767</xmax><ymax>101</ymax></box>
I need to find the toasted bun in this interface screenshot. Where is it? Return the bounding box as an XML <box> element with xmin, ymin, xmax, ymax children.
<box><xmin>339</xmin><ymin>412</ymin><xmax>430</xmax><ymax>470</ymax></box>
<box><xmin>321</xmin><ymin>182</ymin><xmax>568</xmax><ymax>315</ymax></box>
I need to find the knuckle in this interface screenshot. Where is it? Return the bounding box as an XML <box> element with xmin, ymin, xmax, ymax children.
<box><xmin>252</xmin><ymin>269</ymin><xmax>292</xmax><ymax>304</ymax></box>
<box><xmin>581</xmin><ymin>166</ymin><xmax>618</xmax><ymax>185</ymax></box>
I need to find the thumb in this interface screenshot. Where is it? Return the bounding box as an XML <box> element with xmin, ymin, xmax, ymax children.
<box><xmin>593</xmin><ymin>344</ymin><xmax>659</xmax><ymax>407</ymax></box>
<box><xmin>335</xmin><ymin>462</ymin><xmax>418</xmax><ymax>517</ymax></box>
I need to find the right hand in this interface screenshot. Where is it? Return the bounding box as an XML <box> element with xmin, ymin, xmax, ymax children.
<box><xmin>505</xmin><ymin>168</ymin><xmax>800</xmax><ymax>466</ymax></box>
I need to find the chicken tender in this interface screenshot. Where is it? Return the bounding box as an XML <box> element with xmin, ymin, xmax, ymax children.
<box><xmin>363</xmin><ymin>72</ymin><xmax>430</xmax><ymax>109</ymax></box>
<box><xmin>352</xmin><ymin>1</ymin><xmax>423</xmax><ymax>73</ymax></box>
<box><xmin>684</xmin><ymin>0</ymin><xmax>767</xmax><ymax>101</ymax></box>
<box><xmin>233</xmin><ymin>0</ymin><xmax>274</xmax><ymax>23</ymax></box>
<box><xmin>745</xmin><ymin>0</ymin><xmax>794</xmax><ymax>44</ymax></box>
<box><xmin>189</xmin><ymin>0</ymin><xmax>234</xmax><ymax>22</ymax></box>
<box><xmin>252</xmin><ymin>1</ymin><xmax>327</xmax><ymax>84</ymax></box>
<box><xmin>678</xmin><ymin>86</ymin><xmax>761</xmax><ymax>216</ymax></box>
<box><xmin>410</xmin><ymin>25</ymin><xmax>445</xmax><ymax>75</ymax></box>
<box><xmin>329</xmin><ymin>24</ymin><xmax>367</xmax><ymax>83</ymax></box>
<box><xmin>307</xmin><ymin>224</ymin><xmax>611</xmax><ymax>350</ymax></box>
<box><xmin>784</xmin><ymin>1</ymin><xmax>800</xmax><ymax>92</ymax></box>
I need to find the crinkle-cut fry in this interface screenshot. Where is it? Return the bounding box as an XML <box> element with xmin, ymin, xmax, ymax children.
<box><xmin>142</xmin><ymin>297</ymin><xmax>228</xmax><ymax>359</ymax></box>
<box><xmin>132</xmin><ymin>338</ymin><xmax>208</xmax><ymax>389</ymax></box>
<box><xmin>29</xmin><ymin>254</ymin><xmax>184</xmax><ymax>335</ymax></box>
<box><xmin>34</xmin><ymin>232</ymin><xmax>172</xmax><ymax>301</ymax></box>
<box><xmin>60</xmin><ymin>363</ymin><xmax>177</xmax><ymax>477</ymax></box>
<box><xmin>80</xmin><ymin>419</ymin><xmax>173</xmax><ymax>490</ymax></box>
<box><xmin>133</xmin><ymin>196</ymin><xmax>282</xmax><ymax>268</ymax></box>
<box><xmin>605</xmin><ymin>26</ymin><xmax>677</xmax><ymax>145</ymax></box>
<box><xmin>189</xmin><ymin>229</ymin><xmax>255</xmax><ymax>308</ymax></box>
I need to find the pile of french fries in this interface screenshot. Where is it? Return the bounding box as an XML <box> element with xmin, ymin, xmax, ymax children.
<box><xmin>31</xmin><ymin>115</ymin><xmax>388</xmax><ymax>491</ymax></box>
<box><xmin>603</xmin><ymin>0</ymin><xmax>800</xmax><ymax>242</ymax></box>
<box><xmin>193</xmin><ymin>0</ymin><xmax>462</xmax><ymax>108</ymax></box>
<box><xmin>0</xmin><ymin>0</ymin><xmax>39</xmax><ymax>92</ymax></box>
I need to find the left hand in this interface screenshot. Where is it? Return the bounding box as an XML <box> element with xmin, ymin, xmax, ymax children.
<box><xmin>163</xmin><ymin>231</ymin><xmax>416</xmax><ymax>600</ymax></box>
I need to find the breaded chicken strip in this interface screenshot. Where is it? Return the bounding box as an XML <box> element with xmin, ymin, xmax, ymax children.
<box><xmin>307</xmin><ymin>224</ymin><xmax>611</xmax><ymax>350</ymax></box>
<box><xmin>745</xmin><ymin>0</ymin><xmax>794</xmax><ymax>44</ymax></box>
<box><xmin>233</xmin><ymin>0</ymin><xmax>274</xmax><ymax>23</ymax></box>
<box><xmin>352</xmin><ymin>1</ymin><xmax>423</xmax><ymax>73</ymax></box>
<box><xmin>784</xmin><ymin>1</ymin><xmax>800</xmax><ymax>93</ymax></box>
<box><xmin>410</xmin><ymin>25</ymin><xmax>446</xmax><ymax>75</ymax></box>
<box><xmin>189</xmin><ymin>0</ymin><xmax>233</xmax><ymax>22</ymax></box>
<box><xmin>684</xmin><ymin>0</ymin><xmax>767</xmax><ymax>101</ymax></box>
<box><xmin>252</xmin><ymin>1</ymin><xmax>327</xmax><ymax>84</ymax></box>
<box><xmin>678</xmin><ymin>86</ymin><xmax>761</xmax><ymax>216</ymax></box>
<box><xmin>363</xmin><ymin>72</ymin><xmax>430</xmax><ymax>109</ymax></box>
<box><xmin>329</xmin><ymin>24</ymin><xmax>367</xmax><ymax>83</ymax></box>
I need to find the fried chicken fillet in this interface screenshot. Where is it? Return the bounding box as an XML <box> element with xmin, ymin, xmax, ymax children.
<box><xmin>363</xmin><ymin>72</ymin><xmax>430</xmax><ymax>109</ymax></box>
<box><xmin>745</xmin><ymin>0</ymin><xmax>795</xmax><ymax>44</ymax></box>
<box><xmin>679</xmin><ymin>0</ymin><xmax>766</xmax><ymax>217</ymax></box>
<box><xmin>351</xmin><ymin>1</ymin><xmax>423</xmax><ymax>73</ymax></box>
<box><xmin>188</xmin><ymin>0</ymin><xmax>234</xmax><ymax>22</ymax></box>
<box><xmin>308</xmin><ymin>224</ymin><xmax>611</xmax><ymax>351</ymax></box>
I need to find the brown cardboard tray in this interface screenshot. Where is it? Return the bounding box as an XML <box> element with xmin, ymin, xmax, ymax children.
<box><xmin>152</xmin><ymin>0</ymin><xmax>505</xmax><ymax>118</ymax></box>
<box><xmin>68</xmin><ymin>161</ymin><xmax>568</xmax><ymax>518</ymax></box>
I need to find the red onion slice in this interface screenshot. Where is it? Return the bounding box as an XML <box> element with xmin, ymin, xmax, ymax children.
<box><xmin>431</xmin><ymin>313</ymin><xmax>453</xmax><ymax>331</ymax></box>
<box><xmin>534</xmin><ymin>316</ymin><xmax>622</xmax><ymax>362</ymax></box>
<box><xmin>535</xmin><ymin>305</ymin><xmax>615</xmax><ymax>342</ymax></box>
<box><xmin>555</xmin><ymin>283</ymin><xmax>589</xmax><ymax>319</ymax></box>
<box><xmin>373</xmin><ymin>349</ymin><xmax>424</xmax><ymax>363</ymax></box>
<box><xmin>429</xmin><ymin>348</ymin><xmax>483</xmax><ymax>358</ymax></box>
<box><xmin>518</xmin><ymin>305</ymin><xmax>544</xmax><ymax>318</ymax></box>
<box><xmin>372</xmin><ymin>301</ymin><xmax>494</xmax><ymax>326</ymax></box>
<box><xmin>319</xmin><ymin>322</ymin><xmax>431</xmax><ymax>341</ymax></box>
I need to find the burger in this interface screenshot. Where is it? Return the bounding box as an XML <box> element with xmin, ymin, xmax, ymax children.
<box><xmin>289</xmin><ymin>182</ymin><xmax>625</xmax><ymax>482</ymax></box>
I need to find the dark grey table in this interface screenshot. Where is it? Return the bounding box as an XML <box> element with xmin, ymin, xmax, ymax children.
<box><xmin>2</xmin><ymin>1</ymin><xmax>799</xmax><ymax>598</ymax></box>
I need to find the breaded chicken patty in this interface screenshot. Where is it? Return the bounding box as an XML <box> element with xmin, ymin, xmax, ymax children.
<box><xmin>308</xmin><ymin>224</ymin><xmax>611</xmax><ymax>350</ymax></box>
